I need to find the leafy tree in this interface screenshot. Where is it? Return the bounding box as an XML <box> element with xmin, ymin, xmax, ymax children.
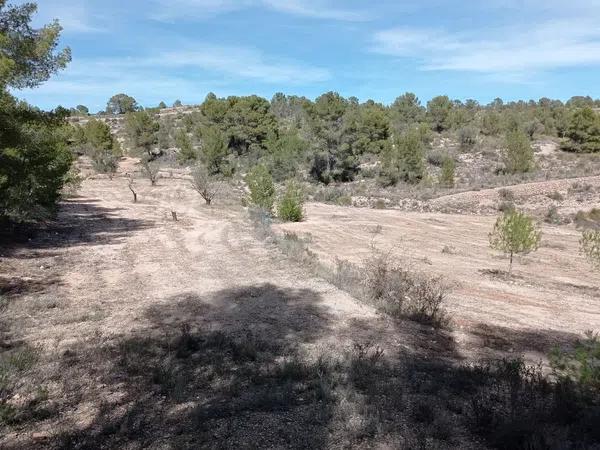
<box><xmin>389</xmin><ymin>92</ymin><xmax>424</xmax><ymax>131</ymax></box>
<box><xmin>0</xmin><ymin>1</ymin><xmax>72</xmax><ymax>223</ymax></box>
<box><xmin>224</xmin><ymin>95</ymin><xmax>278</xmax><ymax>156</ymax></box>
<box><xmin>480</xmin><ymin>111</ymin><xmax>503</xmax><ymax>136</ymax></box>
<box><xmin>504</xmin><ymin>129</ymin><xmax>534</xmax><ymax>173</ymax></box>
<box><xmin>381</xmin><ymin>129</ymin><xmax>425</xmax><ymax>185</ymax></box>
<box><xmin>580</xmin><ymin>229</ymin><xmax>600</xmax><ymax>270</ymax></box>
<box><xmin>305</xmin><ymin>92</ymin><xmax>360</xmax><ymax>182</ymax></box>
<box><xmin>246</xmin><ymin>164</ymin><xmax>275</xmax><ymax>212</ymax></box>
<box><xmin>173</xmin><ymin>99</ymin><xmax>182</xmax><ymax>107</ymax></box>
<box><xmin>269</xmin><ymin>92</ymin><xmax>309</xmax><ymax>125</ymax></box>
<box><xmin>158</xmin><ymin>101</ymin><xmax>167</xmax><ymax>109</ymax></box>
<box><xmin>157</xmin><ymin>118</ymin><xmax>172</xmax><ymax>150</ymax></box>
<box><xmin>265</xmin><ymin>131</ymin><xmax>306</xmax><ymax>181</ymax></box>
<box><xmin>106</xmin><ymin>93</ymin><xmax>138</xmax><ymax>115</ymax></box>
<box><xmin>489</xmin><ymin>210</ymin><xmax>542</xmax><ymax>275</ymax></box>
<box><xmin>83</xmin><ymin>119</ymin><xmax>113</xmax><ymax>153</ymax></box>
<box><xmin>175</xmin><ymin>129</ymin><xmax>195</xmax><ymax>163</ymax></box>
<box><xmin>69</xmin><ymin>104</ymin><xmax>88</xmax><ymax>116</ymax></box>
<box><xmin>566</xmin><ymin>96</ymin><xmax>595</xmax><ymax>109</ymax></box>
<box><xmin>191</xmin><ymin>164</ymin><xmax>219</xmax><ymax>205</ymax></box>
<box><xmin>439</xmin><ymin>156</ymin><xmax>455</xmax><ymax>187</ymax></box>
<box><xmin>199</xmin><ymin>126</ymin><xmax>229</xmax><ymax>175</ymax></box>
<box><xmin>278</xmin><ymin>180</ymin><xmax>304</xmax><ymax>222</ymax></box>
<box><xmin>125</xmin><ymin>111</ymin><xmax>159</xmax><ymax>158</ymax></box>
<box><xmin>348</xmin><ymin>101</ymin><xmax>390</xmax><ymax>155</ymax></box>
<box><xmin>0</xmin><ymin>2</ymin><xmax>70</xmax><ymax>89</ymax></box>
<box><xmin>427</xmin><ymin>95</ymin><xmax>453</xmax><ymax>132</ymax></box>
<box><xmin>562</xmin><ymin>107</ymin><xmax>600</xmax><ymax>153</ymax></box>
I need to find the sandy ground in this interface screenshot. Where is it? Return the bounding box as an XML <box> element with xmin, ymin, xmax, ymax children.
<box><xmin>276</xmin><ymin>202</ymin><xmax>600</xmax><ymax>360</ymax></box>
<box><xmin>1</xmin><ymin>169</ymin><xmax>599</xmax><ymax>447</ymax></box>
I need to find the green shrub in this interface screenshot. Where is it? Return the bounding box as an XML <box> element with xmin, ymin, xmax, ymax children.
<box><xmin>504</xmin><ymin>129</ymin><xmax>534</xmax><ymax>173</ymax></box>
<box><xmin>278</xmin><ymin>180</ymin><xmax>304</xmax><ymax>222</ymax></box>
<box><xmin>562</xmin><ymin>107</ymin><xmax>600</xmax><ymax>153</ymax></box>
<box><xmin>439</xmin><ymin>156</ymin><xmax>455</xmax><ymax>187</ymax></box>
<box><xmin>381</xmin><ymin>128</ymin><xmax>425</xmax><ymax>185</ymax></box>
<box><xmin>246</xmin><ymin>165</ymin><xmax>275</xmax><ymax>212</ymax></box>
<box><xmin>175</xmin><ymin>129</ymin><xmax>195</xmax><ymax>163</ymax></box>
<box><xmin>551</xmin><ymin>331</ymin><xmax>600</xmax><ymax>391</ymax></box>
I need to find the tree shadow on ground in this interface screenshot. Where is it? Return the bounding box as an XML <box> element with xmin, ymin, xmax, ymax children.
<box><xmin>471</xmin><ymin>323</ymin><xmax>582</xmax><ymax>355</ymax></box>
<box><xmin>0</xmin><ymin>197</ymin><xmax>155</xmax><ymax>256</ymax></box>
<box><xmin>4</xmin><ymin>283</ymin><xmax>599</xmax><ymax>450</ymax></box>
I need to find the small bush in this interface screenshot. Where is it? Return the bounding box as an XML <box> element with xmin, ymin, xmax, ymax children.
<box><xmin>91</xmin><ymin>151</ymin><xmax>118</xmax><ymax>179</ymax></box>
<box><xmin>569</xmin><ymin>181</ymin><xmax>593</xmax><ymax>194</ymax></box>
<box><xmin>141</xmin><ymin>159</ymin><xmax>160</xmax><ymax>185</ymax></box>
<box><xmin>497</xmin><ymin>188</ymin><xmax>515</xmax><ymax>201</ymax></box>
<box><xmin>547</xmin><ymin>191</ymin><xmax>564</xmax><ymax>201</ymax></box>
<box><xmin>439</xmin><ymin>156</ymin><xmax>455</xmax><ymax>187</ymax></box>
<box><xmin>497</xmin><ymin>201</ymin><xmax>515</xmax><ymax>213</ymax></box>
<box><xmin>373</xmin><ymin>199</ymin><xmax>386</xmax><ymax>209</ymax></box>
<box><xmin>458</xmin><ymin>125</ymin><xmax>478</xmax><ymax>149</ymax></box>
<box><xmin>504</xmin><ymin>129</ymin><xmax>534</xmax><ymax>174</ymax></box>
<box><xmin>544</xmin><ymin>206</ymin><xmax>561</xmax><ymax>224</ymax></box>
<box><xmin>278</xmin><ymin>180</ymin><xmax>304</xmax><ymax>222</ymax></box>
<box><xmin>362</xmin><ymin>249</ymin><xmax>449</xmax><ymax>327</ymax></box>
<box><xmin>580</xmin><ymin>229</ymin><xmax>600</xmax><ymax>269</ymax></box>
<box><xmin>427</xmin><ymin>149</ymin><xmax>446</xmax><ymax>167</ymax></box>
<box><xmin>551</xmin><ymin>331</ymin><xmax>600</xmax><ymax>391</ymax></box>
<box><xmin>246</xmin><ymin>165</ymin><xmax>275</xmax><ymax>212</ymax></box>
<box><xmin>191</xmin><ymin>164</ymin><xmax>220</xmax><ymax>205</ymax></box>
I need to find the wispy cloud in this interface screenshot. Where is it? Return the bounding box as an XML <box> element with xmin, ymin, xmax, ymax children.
<box><xmin>372</xmin><ymin>18</ymin><xmax>600</xmax><ymax>76</ymax></box>
<box><xmin>150</xmin><ymin>0</ymin><xmax>370</xmax><ymax>22</ymax></box>
<box><xmin>66</xmin><ymin>45</ymin><xmax>331</xmax><ymax>84</ymax></box>
<box><xmin>25</xmin><ymin>0</ymin><xmax>106</xmax><ymax>33</ymax></box>
<box><xmin>19</xmin><ymin>43</ymin><xmax>330</xmax><ymax>109</ymax></box>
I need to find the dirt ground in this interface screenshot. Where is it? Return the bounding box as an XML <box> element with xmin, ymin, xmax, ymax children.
<box><xmin>1</xmin><ymin>165</ymin><xmax>599</xmax><ymax>448</ymax></box>
<box><xmin>277</xmin><ymin>202</ymin><xmax>600</xmax><ymax>359</ymax></box>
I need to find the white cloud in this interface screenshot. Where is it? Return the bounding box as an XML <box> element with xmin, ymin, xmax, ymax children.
<box><xmin>23</xmin><ymin>0</ymin><xmax>106</xmax><ymax>33</ymax></box>
<box><xmin>18</xmin><ymin>43</ymin><xmax>330</xmax><ymax>109</ymax></box>
<box><xmin>261</xmin><ymin>0</ymin><xmax>370</xmax><ymax>21</ymax></box>
<box><xmin>372</xmin><ymin>18</ymin><xmax>600</xmax><ymax>76</ymax></box>
<box><xmin>62</xmin><ymin>44</ymin><xmax>330</xmax><ymax>84</ymax></box>
<box><xmin>150</xmin><ymin>0</ymin><xmax>370</xmax><ymax>22</ymax></box>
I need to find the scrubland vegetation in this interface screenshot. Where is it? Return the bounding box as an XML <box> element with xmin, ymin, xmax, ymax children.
<box><xmin>1</xmin><ymin>2</ymin><xmax>600</xmax><ymax>449</ymax></box>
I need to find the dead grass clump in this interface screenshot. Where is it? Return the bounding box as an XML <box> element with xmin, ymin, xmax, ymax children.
<box><xmin>547</xmin><ymin>190</ymin><xmax>564</xmax><ymax>201</ymax></box>
<box><xmin>569</xmin><ymin>181</ymin><xmax>593</xmax><ymax>194</ymax></box>
<box><xmin>328</xmin><ymin>249</ymin><xmax>450</xmax><ymax>328</ymax></box>
<box><xmin>497</xmin><ymin>188</ymin><xmax>515</xmax><ymax>201</ymax></box>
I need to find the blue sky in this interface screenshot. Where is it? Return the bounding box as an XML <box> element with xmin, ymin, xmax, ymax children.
<box><xmin>13</xmin><ymin>0</ymin><xmax>600</xmax><ymax>111</ymax></box>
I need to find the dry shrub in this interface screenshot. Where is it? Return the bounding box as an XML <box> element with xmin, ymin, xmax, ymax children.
<box><xmin>323</xmin><ymin>248</ymin><xmax>449</xmax><ymax>328</ymax></box>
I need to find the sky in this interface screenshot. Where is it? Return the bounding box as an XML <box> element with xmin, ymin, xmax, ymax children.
<box><xmin>12</xmin><ymin>0</ymin><xmax>600</xmax><ymax>111</ymax></box>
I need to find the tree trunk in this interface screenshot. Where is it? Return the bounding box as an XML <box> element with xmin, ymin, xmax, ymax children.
<box><xmin>171</xmin><ymin>211</ymin><xmax>178</xmax><ymax>221</ymax></box>
<box><xmin>508</xmin><ymin>251</ymin><xmax>513</xmax><ymax>276</ymax></box>
<box><xmin>133</xmin><ymin>192</ymin><xmax>137</xmax><ymax>203</ymax></box>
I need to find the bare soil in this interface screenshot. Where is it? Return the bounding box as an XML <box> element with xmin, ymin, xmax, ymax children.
<box><xmin>1</xmin><ymin>163</ymin><xmax>599</xmax><ymax>448</ymax></box>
